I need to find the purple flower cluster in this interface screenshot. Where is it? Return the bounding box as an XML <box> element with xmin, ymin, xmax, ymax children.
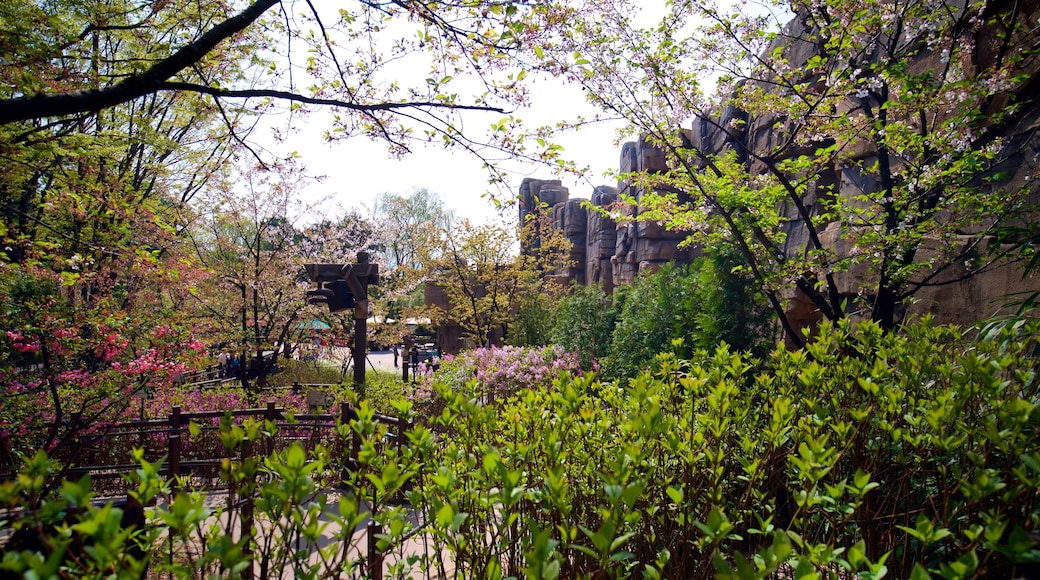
<box><xmin>144</xmin><ymin>384</ymin><xmax>308</xmax><ymax>418</ymax></box>
<box><xmin>413</xmin><ymin>345</ymin><xmax>582</xmax><ymax>403</ymax></box>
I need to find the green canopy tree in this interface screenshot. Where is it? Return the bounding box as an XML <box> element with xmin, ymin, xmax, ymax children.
<box><xmin>367</xmin><ymin>188</ymin><xmax>453</xmax><ymax>347</ymax></box>
<box><xmin>429</xmin><ymin>211</ymin><xmax>570</xmax><ymax>349</ymax></box>
<box><xmin>0</xmin><ymin>0</ymin><xmax>254</xmax><ymax>452</ymax></box>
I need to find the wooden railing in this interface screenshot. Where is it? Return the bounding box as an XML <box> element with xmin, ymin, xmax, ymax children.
<box><xmin>28</xmin><ymin>402</ymin><xmax>409</xmax><ymax>495</ymax></box>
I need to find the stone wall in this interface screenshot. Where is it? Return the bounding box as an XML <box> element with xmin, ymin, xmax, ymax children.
<box><xmin>586</xmin><ymin>186</ymin><xmax>619</xmax><ymax>293</ymax></box>
<box><xmin>518</xmin><ymin>137</ymin><xmax>701</xmax><ymax>293</ymax></box>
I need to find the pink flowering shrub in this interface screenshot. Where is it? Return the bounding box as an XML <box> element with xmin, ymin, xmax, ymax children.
<box><xmin>1</xmin><ymin>311</ymin><xmax>209</xmax><ymax>461</ymax></box>
<box><xmin>412</xmin><ymin>345</ymin><xmax>583</xmax><ymax>411</ymax></box>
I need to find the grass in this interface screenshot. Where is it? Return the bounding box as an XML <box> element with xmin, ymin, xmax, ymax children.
<box><xmin>270</xmin><ymin>359</ymin><xmax>409</xmax><ymax>416</ymax></box>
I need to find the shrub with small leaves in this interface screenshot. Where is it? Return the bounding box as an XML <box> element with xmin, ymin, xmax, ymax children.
<box><xmin>408</xmin><ymin>317</ymin><xmax>1040</xmax><ymax>579</ymax></box>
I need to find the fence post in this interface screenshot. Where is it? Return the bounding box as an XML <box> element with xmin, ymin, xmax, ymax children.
<box><xmin>168</xmin><ymin>406</ymin><xmax>182</xmax><ymax>489</ymax></box>
<box><xmin>68</xmin><ymin>412</ymin><xmax>84</xmax><ymax>466</ymax></box>
<box><xmin>265</xmin><ymin>402</ymin><xmax>277</xmax><ymax>457</ymax></box>
<box><xmin>368</xmin><ymin>521</ymin><xmax>383</xmax><ymax>580</ymax></box>
<box><xmin>396</xmin><ymin>416</ymin><xmax>408</xmax><ymax>454</ymax></box>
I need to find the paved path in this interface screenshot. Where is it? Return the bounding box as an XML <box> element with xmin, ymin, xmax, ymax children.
<box><xmin>312</xmin><ymin>348</ymin><xmax>403</xmax><ymax>375</ymax></box>
<box><xmin>366</xmin><ymin>349</ymin><xmax>399</xmax><ymax>372</ymax></box>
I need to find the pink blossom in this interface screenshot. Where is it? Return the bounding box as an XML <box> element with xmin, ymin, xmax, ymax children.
<box><xmin>6</xmin><ymin>330</ymin><xmax>41</xmax><ymax>354</ymax></box>
<box><xmin>412</xmin><ymin>345</ymin><xmax>584</xmax><ymax>405</ymax></box>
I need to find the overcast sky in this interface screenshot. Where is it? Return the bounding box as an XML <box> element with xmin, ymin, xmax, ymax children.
<box><xmin>266</xmin><ymin>72</ymin><xmax>629</xmax><ymax>226</ymax></box>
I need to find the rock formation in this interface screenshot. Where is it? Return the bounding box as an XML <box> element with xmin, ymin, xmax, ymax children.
<box><xmin>586</xmin><ymin>186</ymin><xmax>619</xmax><ymax>293</ymax></box>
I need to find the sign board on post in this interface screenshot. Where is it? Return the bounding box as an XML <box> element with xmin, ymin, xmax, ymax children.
<box><xmin>304</xmin><ymin>252</ymin><xmax>380</xmax><ymax>387</ymax></box>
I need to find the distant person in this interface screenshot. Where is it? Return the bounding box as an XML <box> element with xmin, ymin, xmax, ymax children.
<box><xmin>409</xmin><ymin>347</ymin><xmax>420</xmax><ymax>382</ymax></box>
<box><xmin>217</xmin><ymin>351</ymin><xmax>228</xmax><ymax>378</ymax></box>
<box><xmin>392</xmin><ymin>344</ymin><xmax>399</xmax><ymax>368</ymax></box>
<box><xmin>230</xmin><ymin>354</ymin><xmax>241</xmax><ymax>379</ymax></box>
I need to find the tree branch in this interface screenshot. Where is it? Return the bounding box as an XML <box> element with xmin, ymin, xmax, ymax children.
<box><xmin>157</xmin><ymin>82</ymin><xmax>509</xmax><ymax>114</ymax></box>
<box><xmin>0</xmin><ymin>0</ymin><xmax>281</xmax><ymax>125</ymax></box>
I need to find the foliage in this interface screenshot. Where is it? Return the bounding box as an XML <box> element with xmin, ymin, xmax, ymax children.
<box><xmin>0</xmin><ymin>0</ymin><xmax>567</xmax><ymax>479</ymax></box>
<box><xmin>529</xmin><ymin>0</ymin><xmax>1040</xmax><ymax>344</ymax></box>
<box><xmin>601</xmin><ymin>256</ymin><xmax>773</xmax><ymax>380</ymax></box>
<box><xmin>428</xmin><ymin>204</ymin><xmax>572</xmax><ymax>349</ymax></box>
<box><xmin>428</xmin><ymin>219</ymin><xmax>544</xmax><ymax>348</ymax></box>
<box><xmin>0</xmin><ymin>452</ymin><xmax>151</xmax><ymax>578</ymax></box>
<box><xmin>145</xmin><ymin>384</ymin><xmax>307</xmax><ymax>419</ymax></box>
<box><xmin>550</xmin><ymin>282</ymin><xmax>620</xmax><ymax>371</ymax></box>
<box><xmin>0</xmin><ymin>0</ymin><xmax>265</xmax><ymax>456</ymax></box>
<box><xmin>0</xmin><ymin>0</ymin><xmax>562</xmax><ymax>181</ymax></box>
<box><xmin>367</xmin><ymin>189</ymin><xmax>452</xmax><ymax>347</ymax></box>
<box><xmin>688</xmin><ymin>247</ymin><xmax>776</xmax><ymax>358</ymax></box>
<box><xmin>269</xmin><ymin>359</ymin><xmax>345</xmax><ymax>387</ymax></box>
<box><xmin>356</xmin><ymin>370</ymin><xmax>409</xmax><ymax>417</ymax></box>
<box><xmin>183</xmin><ymin>157</ymin><xmax>372</xmax><ymax>378</ymax></box>
<box><xmin>4</xmin><ymin>318</ymin><xmax>1039</xmax><ymax>578</ymax></box>
<box><xmin>506</xmin><ymin>292</ymin><xmax>557</xmax><ymax>348</ymax></box>
<box><xmin>0</xmin><ymin>268</ymin><xmax>207</xmax><ymax>462</ymax></box>
<box><xmin>410</xmin><ymin>317</ymin><xmax>1040</xmax><ymax>578</ymax></box>
<box><xmin>370</xmin><ymin>189</ymin><xmax>452</xmax><ymax>273</ymax></box>
<box><xmin>0</xmin><ymin>404</ymin><xmax>424</xmax><ymax>579</ymax></box>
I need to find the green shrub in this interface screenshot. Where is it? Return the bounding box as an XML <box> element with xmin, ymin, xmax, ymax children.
<box><xmin>5</xmin><ymin>318</ymin><xmax>1038</xmax><ymax>579</ymax></box>
<box><xmin>691</xmin><ymin>247</ymin><xmax>774</xmax><ymax>359</ymax></box>
<box><xmin>1</xmin><ymin>407</ymin><xmax>422</xmax><ymax>580</ymax></box>
<box><xmin>270</xmin><ymin>359</ymin><xmax>344</xmax><ymax>386</ymax></box>
<box><xmin>551</xmin><ymin>282</ymin><xmax>619</xmax><ymax>371</ymax></box>
<box><xmin>410</xmin><ymin>317</ymin><xmax>1040</xmax><ymax>578</ymax></box>
<box><xmin>358</xmin><ymin>368</ymin><xmax>408</xmax><ymax>415</ymax></box>
<box><xmin>508</xmin><ymin>292</ymin><xmax>558</xmax><ymax>348</ymax></box>
<box><xmin>600</xmin><ymin>253</ymin><xmax>773</xmax><ymax>380</ymax></box>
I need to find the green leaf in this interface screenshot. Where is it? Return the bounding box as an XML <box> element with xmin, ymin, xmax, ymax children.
<box><xmin>436</xmin><ymin>503</ymin><xmax>454</xmax><ymax>528</ymax></box>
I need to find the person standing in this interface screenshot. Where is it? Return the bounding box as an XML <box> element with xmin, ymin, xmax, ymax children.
<box><xmin>230</xmin><ymin>353</ymin><xmax>241</xmax><ymax>379</ymax></box>
<box><xmin>392</xmin><ymin>344</ymin><xmax>399</xmax><ymax>368</ymax></box>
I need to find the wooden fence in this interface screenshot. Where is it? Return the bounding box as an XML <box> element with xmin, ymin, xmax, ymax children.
<box><xmin>38</xmin><ymin>401</ymin><xmax>409</xmax><ymax>493</ymax></box>
<box><xmin>3</xmin><ymin>402</ymin><xmax>411</xmax><ymax>580</ymax></box>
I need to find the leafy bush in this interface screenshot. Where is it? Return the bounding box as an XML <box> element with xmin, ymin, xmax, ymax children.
<box><xmin>268</xmin><ymin>358</ymin><xmax>344</xmax><ymax>386</ymax></box>
<box><xmin>600</xmin><ymin>262</ymin><xmax>700</xmax><ymax>378</ymax></box>
<box><xmin>358</xmin><ymin>369</ymin><xmax>407</xmax><ymax>414</ymax></box>
<box><xmin>550</xmin><ymin>282</ymin><xmax>619</xmax><ymax>371</ymax></box>
<box><xmin>544</xmin><ymin>251</ymin><xmax>772</xmax><ymax>379</ymax></box>
<box><xmin>410</xmin><ymin>318</ymin><xmax>1040</xmax><ymax>578</ymax></box>
<box><xmin>5</xmin><ymin>319</ymin><xmax>1038</xmax><ymax>579</ymax></box>
<box><xmin>1</xmin><ymin>407</ymin><xmax>421</xmax><ymax>580</ymax></box>
<box><xmin>690</xmin><ymin>247</ymin><xmax>774</xmax><ymax>359</ymax></box>
<box><xmin>507</xmin><ymin>292</ymin><xmax>558</xmax><ymax>348</ymax></box>
<box><xmin>0</xmin><ymin>282</ymin><xmax>207</xmax><ymax>457</ymax></box>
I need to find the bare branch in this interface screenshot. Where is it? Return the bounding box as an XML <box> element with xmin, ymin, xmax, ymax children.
<box><xmin>157</xmin><ymin>82</ymin><xmax>509</xmax><ymax>114</ymax></box>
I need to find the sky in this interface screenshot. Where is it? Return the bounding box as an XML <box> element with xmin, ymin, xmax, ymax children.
<box><xmin>270</xmin><ymin>74</ymin><xmax>629</xmax><ymax>226</ymax></box>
